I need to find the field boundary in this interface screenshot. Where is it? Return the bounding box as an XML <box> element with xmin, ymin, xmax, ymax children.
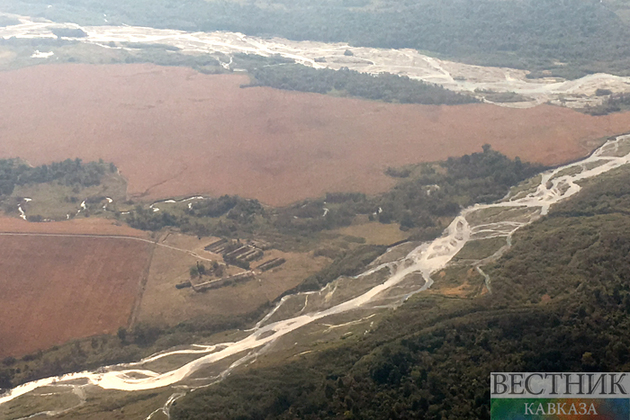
<box><xmin>128</xmin><ymin>242</ymin><xmax>157</xmax><ymax>329</ymax></box>
<box><xmin>0</xmin><ymin>231</ymin><xmax>215</xmax><ymax>261</ymax></box>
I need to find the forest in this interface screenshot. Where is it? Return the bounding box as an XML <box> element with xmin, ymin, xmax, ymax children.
<box><xmin>0</xmin><ymin>158</ymin><xmax>114</xmax><ymax>198</ymax></box>
<box><xmin>170</xmin><ymin>164</ymin><xmax>630</xmax><ymax>420</ymax></box>
<box><xmin>2</xmin><ymin>0</ymin><xmax>630</xmax><ymax>77</ymax></box>
<box><xmin>248</xmin><ymin>65</ymin><xmax>477</xmax><ymax>105</ymax></box>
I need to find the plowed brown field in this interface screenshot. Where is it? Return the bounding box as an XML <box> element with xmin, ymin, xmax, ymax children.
<box><xmin>1</xmin><ymin>64</ymin><xmax>630</xmax><ymax>206</ymax></box>
<box><xmin>0</xmin><ymin>216</ymin><xmax>149</xmax><ymax>237</ymax></box>
<box><xmin>0</xmin><ymin>236</ymin><xmax>151</xmax><ymax>357</ymax></box>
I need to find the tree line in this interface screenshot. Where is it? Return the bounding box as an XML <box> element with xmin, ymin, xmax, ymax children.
<box><xmin>248</xmin><ymin>65</ymin><xmax>478</xmax><ymax>105</ymax></box>
<box><xmin>0</xmin><ymin>158</ymin><xmax>115</xmax><ymax>197</ymax></box>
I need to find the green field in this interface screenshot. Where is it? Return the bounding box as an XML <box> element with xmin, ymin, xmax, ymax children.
<box><xmin>11</xmin><ymin>171</ymin><xmax>126</xmax><ymax>220</ymax></box>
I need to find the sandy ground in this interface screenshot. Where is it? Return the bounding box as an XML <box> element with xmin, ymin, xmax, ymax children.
<box><xmin>1</xmin><ymin>64</ymin><xmax>630</xmax><ymax>206</ymax></box>
<box><xmin>0</xmin><ymin>236</ymin><xmax>151</xmax><ymax>357</ymax></box>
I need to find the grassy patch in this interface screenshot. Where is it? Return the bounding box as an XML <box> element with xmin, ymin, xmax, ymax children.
<box><xmin>549</xmin><ymin>164</ymin><xmax>583</xmax><ymax>181</ymax></box>
<box><xmin>54</xmin><ymin>389</ymin><xmax>172</xmax><ymax>420</ymax></box>
<box><xmin>583</xmin><ymin>159</ymin><xmax>608</xmax><ymax>171</ymax></box>
<box><xmin>332</xmin><ymin>219</ymin><xmax>408</xmax><ymax>245</ymax></box>
<box><xmin>0</xmin><ymin>386</ymin><xmax>81</xmax><ymax>420</ymax></box>
<box><xmin>11</xmin><ymin>171</ymin><xmax>126</xmax><ymax>221</ymax></box>
<box><xmin>137</xmin><ymin>239</ymin><xmax>328</xmax><ymax>327</ymax></box>
<box><xmin>286</xmin><ymin>244</ymin><xmax>387</xmax><ymax>294</ymax></box>
<box><xmin>430</xmin><ymin>264</ymin><xmax>486</xmax><ymax>298</ymax></box>
<box><xmin>503</xmin><ymin>174</ymin><xmax>542</xmax><ymax>201</ymax></box>
<box><xmin>465</xmin><ymin>206</ymin><xmax>535</xmax><ymax>226</ymax></box>
<box><xmin>452</xmin><ymin>237</ymin><xmax>507</xmax><ymax>261</ymax></box>
<box><xmin>0</xmin><ymin>38</ymin><xmax>230</xmax><ymax>73</ymax></box>
<box><xmin>551</xmin><ymin>164</ymin><xmax>630</xmax><ymax>217</ymax></box>
<box><xmin>475</xmin><ymin>90</ymin><xmax>529</xmax><ymax>103</ymax></box>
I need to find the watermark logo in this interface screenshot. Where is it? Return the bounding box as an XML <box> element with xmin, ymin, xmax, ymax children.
<box><xmin>491</xmin><ymin>373</ymin><xmax>630</xmax><ymax>419</ymax></box>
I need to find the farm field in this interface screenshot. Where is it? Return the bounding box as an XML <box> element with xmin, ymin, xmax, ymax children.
<box><xmin>136</xmin><ymin>234</ymin><xmax>329</xmax><ymax>327</ymax></box>
<box><xmin>0</xmin><ymin>216</ymin><xmax>149</xmax><ymax>237</ymax></box>
<box><xmin>0</xmin><ymin>235</ymin><xmax>152</xmax><ymax>358</ymax></box>
<box><xmin>5</xmin><ymin>3</ymin><xmax>630</xmax><ymax>418</ymax></box>
<box><xmin>1</xmin><ymin>64</ymin><xmax>630</xmax><ymax>206</ymax></box>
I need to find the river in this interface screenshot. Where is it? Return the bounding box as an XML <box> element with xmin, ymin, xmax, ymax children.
<box><xmin>1</xmin><ymin>13</ymin><xmax>630</xmax><ymax>108</ymax></box>
<box><xmin>1</xmin><ymin>133</ymin><xmax>629</xmax><ymax>415</ymax></box>
<box><xmin>2</xmin><ymin>11</ymin><xmax>630</xmax><ymax>416</ymax></box>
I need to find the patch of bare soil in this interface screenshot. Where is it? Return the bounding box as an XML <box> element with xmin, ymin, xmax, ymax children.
<box><xmin>0</xmin><ymin>236</ymin><xmax>151</xmax><ymax>357</ymax></box>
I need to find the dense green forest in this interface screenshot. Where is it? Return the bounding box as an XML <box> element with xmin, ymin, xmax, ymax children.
<box><xmin>248</xmin><ymin>65</ymin><xmax>477</xmax><ymax>105</ymax></box>
<box><xmin>125</xmin><ymin>146</ymin><xmax>542</xmax><ymax>244</ymax></box>
<box><xmin>0</xmin><ymin>158</ymin><xmax>114</xmax><ymax>197</ymax></box>
<box><xmin>2</xmin><ymin>0</ymin><xmax>630</xmax><ymax>77</ymax></box>
<box><xmin>170</xmin><ymin>165</ymin><xmax>630</xmax><ymax>420</ymax></box>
